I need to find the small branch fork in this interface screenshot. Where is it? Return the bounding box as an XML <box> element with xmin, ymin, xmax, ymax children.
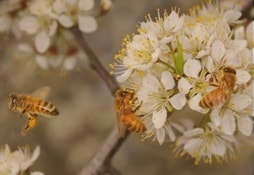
<box><xmin>71</xmin><ymin>27</ymin><xmax>129</xmax><ymax>175</ymax></box>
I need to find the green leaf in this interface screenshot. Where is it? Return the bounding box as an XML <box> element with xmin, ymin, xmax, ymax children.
<box><xmin>173</xmin><ymin>40</ymin><xmax>184</xmax><ymax>75</ymax></box>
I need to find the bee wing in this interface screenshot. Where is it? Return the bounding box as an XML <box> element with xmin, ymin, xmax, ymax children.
<box><xmin>116</xmin><ymin>113</ymin><xmax>127</xmax><ymax>138</ymax></box>
<box><xmin>32</xmin><ymin>86</ymin><xmax>51</xmax><ymax>99</ymax></box>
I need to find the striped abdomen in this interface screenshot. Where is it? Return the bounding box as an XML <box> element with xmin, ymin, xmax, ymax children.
<box><xmin>199</xmin><ymin>88</ymin><xmax>228</xmax><ymax>109</ymax></box>
<box><xmin>28</xmin><ymin>99</ymin><xmax>59</xmax><ymax>117</ymax></box>
<box><xmin>121</xmin><ymin>112</ymin><xmax>146</xmax><ymax>134</ymax></box>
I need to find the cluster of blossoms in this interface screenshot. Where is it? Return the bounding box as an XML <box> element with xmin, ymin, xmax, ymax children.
<box><xmin>0</xmin><ymin>145</ymin><xmax>43</xmax><ymax>175</ymax></box>
<box><xmin>0</xmin><ymin>0</ymin><xmax>112</xmax><ymax>71</ymax></box>
<box><xmin>111</xmin><ymin>0</ymin><xmax>254</xmax><ymax>164</ymax></box>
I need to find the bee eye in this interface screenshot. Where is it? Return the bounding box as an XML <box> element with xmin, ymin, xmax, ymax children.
<box><xmin>223</xmin><ymin>67</ymin><xmax>236</xmax><ymax>74</ymax></box>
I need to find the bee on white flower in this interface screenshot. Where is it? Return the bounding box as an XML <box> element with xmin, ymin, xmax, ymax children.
<box><xmin>111</xmin><ymin>0</ymin><xmax>254</xmax><ymax>164</ymax></box>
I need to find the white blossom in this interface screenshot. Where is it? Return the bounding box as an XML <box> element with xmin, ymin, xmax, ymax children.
<box><xmin>0</xmin><ymin>145</ymin><xmax>43</xmax><ymax>175</ymax></box>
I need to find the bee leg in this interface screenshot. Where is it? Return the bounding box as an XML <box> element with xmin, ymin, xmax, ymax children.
<box><xmin>21</xmin><ymin>113</ymin><xmax>38</xmax><ymax>136</ymax></box>
<box><xmin>133</xmin><ymin>101</ymin><xmax>143</xmax><ymax>112</ymax></box>
<box><xmin>21</xmin><ymin>109</ymin><xmax>26</xmax><ymax>114</ymax></box>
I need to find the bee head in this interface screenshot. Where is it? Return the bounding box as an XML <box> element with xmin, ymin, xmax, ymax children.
<box><xmin>222</xmin><ymin>66</ymin><xmax>236</xmax><ymax>75</ymax></box>
<box><xmin>8</xmin><ymin>94</ymin><xmax>18</xmax><ymax>112</ymax></box>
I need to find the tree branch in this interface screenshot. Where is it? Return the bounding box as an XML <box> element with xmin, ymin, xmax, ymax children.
<box><xmin>71</xmin><ymin>27</ymin><xmax>129</xmax><ymax>175</ymax></box>
<box><xmin>71</xmin><ymin>27</ymin><xmax>119</xmax><ymax>95</ymax></box>
<box><xmin>78</xmin><ymin>127</ymin><xmax>130</xmax><ymax>175</ymax></box>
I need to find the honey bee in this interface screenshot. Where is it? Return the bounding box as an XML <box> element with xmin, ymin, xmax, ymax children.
<box><xmin>114</xmin><ymin>88</ymin><xmax>146</xmax><ymax>137</ymax></box>
<box><xmin>199</xmin><ymin>66</ymin><xmax>237</xmax><ymax>108</ymax></box>
<box><xmin>8</xmin><ymin>86</ymin><xmax>59</xmax><ymax>135</ymax></box>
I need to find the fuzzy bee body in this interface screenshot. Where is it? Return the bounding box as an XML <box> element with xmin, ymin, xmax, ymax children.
<box><xmin>114</xmin><ymin>88</ymin><xmax>146</xmax><ymax>137</ymax></box>
<box><xmin>199</xmin><ymin>66</ymin><xmax>236</xmax><ymax>109</ymax></box>
<box><xmin>8</xmin><ymin>87</ymin><xmax>59</xmax><ymax>135</ymax></box>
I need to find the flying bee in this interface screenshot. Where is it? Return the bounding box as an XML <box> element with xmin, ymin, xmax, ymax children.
<box><xmin>114</xmin><ymin>88</ymin><xmax>146</xmax><ymax>138</ymax></box>
<box><xmin>199</xmin><ymin>66</ymin><xmax>237</xmax><ymax>109</ymax></box>
<box><xmin>8</xmin><ymin>86</ymin><xmax>59</xmax><ymax>135</ymax></box>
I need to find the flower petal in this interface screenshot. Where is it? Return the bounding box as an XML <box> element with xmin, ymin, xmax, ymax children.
<box><xmin>188</xmin><ymin>94</ymin><xmax>208</xmax><ymax>114</ymax></box>
<box><xmin>237</xmin><ymin>116</ymin><xmax>253</xmax><ymax>136</ymax></box>
<box><xmin>156</xmin><ymin>128</ymin><xmax>166</xmax><ymax>145</ymax></box>
<box><xmin>58</xmin><ymin>14</ymin><xmax>74</xmax><ymax>28</ymax></box>
<box><xmin>78</xmin><ymin>15</ymin><xmax>97</xmax><ymax>33</ymax></box>
<box><xmin>152</xmin><ymin>108</ymin><xmax>167</xmax><ymax>129</ymax></box>
<box><xmin>79</xmin><ymin>0</ymin><xmax>95</xmax><ymax>11</ymax></box>
<box><xmin>166</xmin><ymin>125</ymin><xmax>176</xmax><ymax>141</ymax></box>
<box><xmin>224</xmin><ymin>10</ymin><xmax>241</xmax><ymax>23</ymax></box>
<box><xmin>236</xmin><ymin>69</ymin><xmax>251</xmax><ymax>84</ymax></box>
<box><xmin>210</xmin><ymin>139</ymin><xmax>226</xmax><ymax>156</ymax></box>
<box><xmin>161</xmin><ymin>71</ymin><xmax>175</xmax><ymax>90</ymax></box>
<box><xmin>184</xmin><ymin>59</ymin><xmax>201</xmax><ymax>78</ymax></box>
<box><xmin>210</xmin><ymin>108</ymin><xmax>221</xmax><ymax>126</ymax></box>
<box><xmin>64</xmin><ymin>56</ymin><xmax>77</xmax><ymax>71</ymax></box>
<box><xmin>18</xmin><ymin>16</ymin><xmax>39</xmax><ymax>34</ymax></box>
<box><xmin>178</xmin><ymin>77</ymin><xmax>192</xmax><ymax>94</ymax></box>
<box><xmin>35</xmin><ymin>55</ymin><xmax>48</xmax><ymax>69</ymax></box>
<box><xmin>230</xmin><ymin>94</ymin><xmax>252</xmax><ymax>111</ymax></box>
<box><xmin>116</xmin><ymin>69</ymin><xmax>133</xmax><ymax>82</ymax></box>
<box><xmin>221</xmin><ymin>111</ymin><xmax>235</xmax><ymax>135</ymax></box>
<box><xmin>35</xmin><ymin>31</ymin><xmax>50</xmax><ymax>53</ymax></box>
<box><xmin>211</xmin><ymin>40</ymin><xmax>225</xmax><ymax>62</ymax></box>
<box><xmin>169</xmin><ymin>93</ymin><xmax>186</xmax><ymax>110</ymax></box>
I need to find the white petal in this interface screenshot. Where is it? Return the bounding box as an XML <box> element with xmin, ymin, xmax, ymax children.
<box><xmin>211</xmin><ymin>40</ymin><xmax>225</xmax><ymax>62</ymax></box>
<box><xmin>18</xmin><ymin>16</ymin><xmax>39</xmax><ymax>34</ymax></box>
<box><xmin>161</xmin><ymin>71</ymin><xmax>175</xmax><ymax>90</ymax></box>
<box><xmin>178</xmin><ymin>77</ymin><xmax>192</xmax><ymax>94</ymax></box>
<box><xmin>221</xmin><ymin>111</ymin><xmax>235</xmax><ymax>135</ymax></box>
<box><xmin>31</xmin><ymin>146</ymin><xmax>40</xmax><ymax>162</ymax></box>
<box><xmin>18</xmin><ymin>43</ymin><xmax>33</xmax><ymax>53</ymax></box>
<box><xmin>237</xmin><ymin>116</ymin><xmax>253</xmax><ymax>136</ymax></box>
<box><xmin>79</xmin><ymin>0</ymin><xmax>95</xmax><ymax>11</ymax></box>
<box><xmin>166</xmin><ymin>125</ymin><xmax>176</xmax><ymax>141</ymax></box>
<box><xmin>58</xmin><ymin>14</ymin><xmax>74</xmax><ymax>28</ymax></box>
<box><xmin>210</xmin><ymin>108</ymin><xmax>221</xmax><ymax>126</ymax></box>
<box><xmin>49</xmin><ymin>21</ymin><xmax>58</xmax><ymax>36</ymax></box>
<box><xmin>231</xmin><ymin>94</ymin><xmax>252</xmax><ymax>111</ymax></box>
<box><xmin>184</xmin><ymin>138</ymin><xmax>201</xmax><ymax>153</ymax></box>
<box><xmin>206</xmin><ymin>56</ymin><xmax>216</xmax><ymax>73</ymax></box>
<box><xmin>116</xmin><ymin>69</ymin><xmax>133</xmax><ymax>82</ymax></box>
<box><xmin>156</xmin><ymin>128</ymin><xmax>165</xmax><ymax>145</ymax></box>
<box><xmin>193</xmin><ymin>23</ymin><xmax>207</xmax><ymax>43</ymax></box>
<box><xmin>53</xmin><ymin>0</ymin><xmax>66</xmax><ymax>14</ymax></box>
<box><xmin>184</xmin><ymin>59</ymin><xmax>201</xmax><ymax>78</ymax></box>
<box><xmin>64</xmin><ymin>56</ymin><xmax>77</xmax><ymax>71</ymax></box>
<box><xmin>236</xmin><ymin>69</ymin><xmax>251</xmax><ymax>84</ymax></box>
<box><xmin>78</xmin><ymin>15</ymin><xmax>97</xmax><ymax>33</ymax></box>
<box><xmin>31</xmin><ymin>172</ymin><xmax>44</xmax><ymax>175</ymax></box>
<box><xmin>184</xmin><ymin>128</ymin><xmax>204</xmax><ymax>137</ymax></box>
<box><xmin>246</xmin><ymin>21</ymin><xmax>254</xmax><ymax>46</ymax></box>
<box><xmin>35</xmin><ymin>55</ymin><xmax>48</xmax><ymax>69</ymax></box>
<box><xmin>35</xmin><ymin>31</ymin><xmax>50</xmax><ymax>53</ymax></box>
<box><xmin>188</xmin><ymin>94</ymin><xmax>208</xmax><ymax>114</ymax></box>
<box><xmin>151</xmin><ymin>48</ymin><xmax>160</xmax><ymax>62</ymax></box>
<box><xmin>229</xmin><ymin>40</ymin><xmax>247</xmax><ymax>51</ymax></box>
<box><xmin>169</xmin><ymin>93</ymin><xmax>186</xmax><ymax>110</ymax></box>
<box><xmin>152</xmin><ymin>108</ymin><xmax>167</xmax><ymax>129</ymax></box>
<box><xmin>211</xmin><ymin>140</ymin><xmax>226</xmax><ymax>156</ymax></box>
<box><xmin>48</xmin><ymin>55</ymin><xmax>62</xmax><ymax>68</ymax></box>
<box><xmin>224</xmin><ymin>10</ymin><xmax>241</xmax><ymax>23</ymax></box>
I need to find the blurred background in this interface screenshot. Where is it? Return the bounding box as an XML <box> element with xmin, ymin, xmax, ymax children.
<box><xmin>0</xmin><ymin>0</ymin><xmax>253</xmax><ymax>174</ymax></box>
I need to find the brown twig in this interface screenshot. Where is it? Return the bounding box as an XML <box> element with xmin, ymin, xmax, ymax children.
<box><xmin>77</xmin><ymin>127</ymin><xmax>130</xmax><ymax>175</ymax></box>
<box><xmin>71</xmin><ymin>26</ymin><xmax>119</xmax><ymax>95</ymax></box>
<box><xmin>71</xmin><ymin>26</ymin><xmax>129</xmax><ymax>175</ymax></box>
